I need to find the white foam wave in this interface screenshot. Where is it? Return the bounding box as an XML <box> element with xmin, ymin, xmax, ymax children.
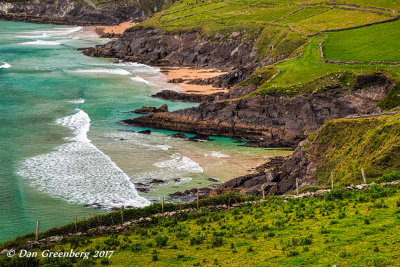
<box><xmin>16</xmin><ymin>33</ymin><xmax>50</xmax><ymax>39</ymax></box>
<box><xmin>130</xmin><ymin>76</ymin><xmax>149</xmax><ymax>84</ymax></box>
<box><xmin>20</xmin><ymin>40</ymin><xmax>62</xmax><ymax>46</ymax></box>
<box><xmin>116</xmin><ymin>62</ymin><xmax>160</xmax><ymax>74</ymax></box>
<box><xmin>204</xmin><ymin>151</ymin><xmax>229</xmax><ymax>158</ymax></box>
<box><xmin>72</xmin><ymin>68</ymin><xmax>131</xmax><ymax>76</ymax></box>
<box><xmin>20</xmin><ymin>27</ymin><xmax>83</xmax><ymax>39</ymax></box>
<box><xmin>177</xmin><ymin>177</ymin><xmax>192</xmax><ymax>184</ymax></box>
<box><xmin>0</xmin><ymin>62</ymin><xmax>11</xmax><ymax>69</ymax></box>
<box><xmin>17</xmin><ymin>109</ymin><xmax>150</xmax><ymax>209</ymax></box>
<box><xmin>154</xmin><ymin>154</ymin><xmax>203</xmax><ymax>173</ymax></box>
<box><xmin>68</xmin><ymin>99</ymin><xmax>85</xmax><ymax>104</ymax></box>
<box><xmin>156</xmin><ymin>145</ymin><xmax>172</xmax><ymax>151</ymax></box>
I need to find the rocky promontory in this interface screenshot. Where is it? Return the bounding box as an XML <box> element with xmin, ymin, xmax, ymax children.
<box><xmin>122</xmin><ymin>73</ymin><xmax>392</xmax><ymax>147</ymax></box>
<box><xmin>81</xmin><ymin>27</ymin><xmax>262</xmax><ymax>86</ymax></box>
<box><xmin>0</xmin><ymin>0</ymin><xmax>174</xmax><ymax>25</ymax></box>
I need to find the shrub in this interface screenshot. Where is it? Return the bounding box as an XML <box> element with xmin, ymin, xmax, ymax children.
<box><xmin>104</xmin><ymin>235</ymin><xmax>120</xmax><ymax>248</ymax></box>
<box><xmin>155</xmin><ymin>235</ymin><xmax>168</xmax><ymax>247</ymax></box>
<box><xmin>377</xmin><ymin>171</ymin><xmax>400</xmax><ymax>183</ymax></box>
<box><xmin>287</xmin><ymin>250</ymin><xmax>300</xmax><ymax>257</ymax></box>
<box><xmin>190</xmin><ymin>236</ymin><xmax>204</xmax><ymax>246</ymax></box>
<box><xmin>130</xmin><ymin>242</ymin><xmax>143</xmax><ymax>252</ymax></box>
<box><xmin>211</xmin><ymin>236</ymin><xmax>224</xmax><ymax>247</ymax></box>
<box><xmin>100</xmin><ymin>258</ymin><xmax>109</xmax><ymax>265</ymax></box>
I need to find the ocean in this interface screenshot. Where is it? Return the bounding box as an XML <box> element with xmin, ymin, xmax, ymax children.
<box><xmin>0</xmin><ymin>20</ymin><xmax>291</xmax><ymax>242</ymax></box>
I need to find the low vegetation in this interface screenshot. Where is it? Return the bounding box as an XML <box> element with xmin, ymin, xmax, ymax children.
<box><xmin>2</xmin><ymin>184</ymin><xmax>400</xmax><ymax>266</ymax></box>
<box><xmin>132</xmin><ymin>0</ymin><xmax>400</xmax><ymax>107</ymax></box>
<box><xmin>305</xmin><ymin>113</ymin><xmax>400</xmax><ymax>186</ymax></box>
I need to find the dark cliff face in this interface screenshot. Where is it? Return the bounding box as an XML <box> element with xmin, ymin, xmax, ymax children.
<box><xmin>82</xmin><ymin>28</ymin><xmax>392</xmax><ymax>148</ymax></box>
<box><xmin>122</xmin><ymin>74</ymin><xmax>391</xmax><ymax>148</ymax></box>
<box><xmin>0</xmin><ymin>0</ymin><xmax>146</xmax><ymax>25</ymax></box>
<box><xmin>82</xmin><ymin>27</ymin><xmax>264</xmax><ymax>70</ymax></box>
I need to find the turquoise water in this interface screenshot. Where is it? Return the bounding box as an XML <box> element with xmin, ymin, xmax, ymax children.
<box><xmin>0</xmin><ymin>20</ymin><xmax>291</xmax><ymax>243</ymax></box>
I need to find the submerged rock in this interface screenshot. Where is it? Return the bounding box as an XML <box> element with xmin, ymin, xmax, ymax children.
<box><xmin>171</xmin><ymin>132</ymin><xmax>187</xmax><ymax>138</ymax></box>
<box><xmin>138</xmin><ymin>129</ymin><xmax>152</xmax><ymax>135</ymax></box>
<box><xmin>168</xmin><ymin>187</ymin><xmax>213</xmax><ymax>203</ymax></box>
<box><xmin>152</xmin><ymin>90</ymin><xmax>220</xmax><ymax>103</ymax></box>
<box><xmin>132</xmin><ymin>104</ymin><xmax>168</xmax><ymax>114</ymax></box>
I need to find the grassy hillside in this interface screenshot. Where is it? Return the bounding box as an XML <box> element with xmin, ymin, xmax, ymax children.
<box><xmin>134</xmin><ymin>0</ymin><xmax>400</xmax><ymax>107</ymax></box>
<box><xmin>304</xmin><ymin>113</ymin><xmax>400</xmax><ymax>186</ymax></box>
<box><xmin>323</xmin><ymin>19</ymin><xmax>400</xmax><ymax>63</ymax></box>
<box><xmin>2</xmin><ymin>185</ymin><xmax>400</xmax><ymax>266</ymax></box>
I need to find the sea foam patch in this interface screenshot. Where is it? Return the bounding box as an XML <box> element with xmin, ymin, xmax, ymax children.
<box><xmin>117</xmin><ymin>62</ymin><xmax>160</xmax><ymax>74</ymax></box>
<box><xmin>71</xmin><ymin>68</ymin><xmax>131</xmax><ymax>76</ymax></box>
<box><xmin>20</xmin><ymin>27</ymin><xmax>83</xmax><ymax>38</ymax></box>
<box><xmin>17</xmin><ymin>109</ymin><xmax>150</xmax><ymax>209</ymax></box>
<box><xmin>68</xmin><ymin>99</ymin><xmax>85</xmax><ymax>104</ymax></box>
<box><xmin>0</xmin><ymin>62</ymin><xmax>11</xmax><ymax>69</ymax></box>
<box><xmin>20</xmin><ymin>40</ymin><xmax>63</xmax><ymax>46</ymax></box>
<box><xmin>131</xmin><ymin>76</ymin><xmax>150</xmax><ymax>84</ymax></box>
<box><xmin>204</xmin><ymin>151</ymin><xmax>229</xmax><ymax>158</ymax></box>
<box><xmin>154</xmin><ymin>153</ymin><xmax>203</xmax><ymax>173</ymax></box>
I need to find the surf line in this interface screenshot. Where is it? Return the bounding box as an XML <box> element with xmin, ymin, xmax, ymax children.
<box><xmin>17</xmin><ymin>107</ymin><xmax>150</xmax><ymax>210</ymax></box>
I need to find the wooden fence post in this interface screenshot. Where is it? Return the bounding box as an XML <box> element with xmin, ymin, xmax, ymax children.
<box><xmin>330</xmin><ymin>172</ymin><xmax>334</xmax><ymax>190</ymax></box>
<box><xmin>196</xmin><ymin>191</ymin><xmax>199</xmax><ymax>209</ymax></box>
<box><xmin>296</xmin><ymin>178</ymin><xmax>299</xmax><ymax>195</ymax></box>
<box><xmin>121</xmin><ymin>205</ymin><xmax>124</xmax><ymax>223</ymax></box>
<box><xmin>361</xmin><ymin>169</ymin><xmax>367</xmax><ymax>184</ymax></box>
<box><xmin>74</xmin><ymin>215</ymin><xmax>77</xmax><ymax>232</ymax></box>
<box><xmin>35</xmin><ymin>221</ymin><xmax>40</xmax><ymax>241</ymax></box>
<box><xmin>261</xmin><ymin>185</ymin><xmax>265</xmax><ymax>200</ymax></box>
<box><xmin>162</xmin><ymin>197</ymin><xmax>164</xmax><ymax>213</ymax></box>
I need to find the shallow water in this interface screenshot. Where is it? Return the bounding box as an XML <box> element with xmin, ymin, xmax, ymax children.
<box><xmin>0</xmin><ymin>20</ymin><xmax>291</xmax><ymax>242</ymax></box>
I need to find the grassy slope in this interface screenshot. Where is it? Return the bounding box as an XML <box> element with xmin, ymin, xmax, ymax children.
<box><xmin>2</xmin><ymin>186</ymin><xmax>400</xmax><ymax>266</ymax></box>
<box><xmin>323</xmin><ymin>19</ymin><xmax>400</xmax><ymax>63</ymax></box>
<box><xmin>306</xmin><ymin>113</ymin><xmax>400</xmax><ymax>186</ymax></box>
<box><xmin>133</xmin><ymin>0</ymin><xmax>400</xmax><ymax>103</ymax></box>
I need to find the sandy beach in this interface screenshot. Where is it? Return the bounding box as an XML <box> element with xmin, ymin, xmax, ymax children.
<box><xmin>88</xmin><ymin>23</ymin><xmax>228</xmax><ymax>95</ymax></box>
<box><xmin>93</xmin><ymin>21</ymin><xmax>136</xmax><ymax>37</ymax></box>
<box><xmin>161</xmin><ymin>67</ymin><xmax>228</xmax><ymax>95</ymax></box>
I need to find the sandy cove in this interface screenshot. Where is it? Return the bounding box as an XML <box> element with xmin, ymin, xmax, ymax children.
<box><xmin>94</xmin><ymin>21</ymin><xmax>136</xmax><ymax>37</ymax></box>
<box><xmin>160</xmin><ymin>67</ymin><xmax>228</xmax><ymax>95</ymax></box>
<box><xmin>88</xmin><ymin>22</ymin><xmax>229</xmax><ymax>95</ymax></box>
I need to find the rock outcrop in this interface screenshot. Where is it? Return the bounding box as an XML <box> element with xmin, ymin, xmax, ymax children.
<box><xmin>121</xmin><ymin>74</ymin><xmax>391</xmax><ymax>148</ymax></box>
<box><xmin>81</xmin><ymin>27</ymin><xmax>263</xmax><ymax>86</ymax></box>
<box><xmin>0</xmin><ymin>0</ymin><xmax>173</xmax><ymax>25</ymax></box>
<box><xmin>152</xmin><ymin>90</ymin><xmax>223</xmax><ymax>103</ymax></box>
<box><xmin>131</xmin><ymin>104</ymin><xmax>168</xmax><ymax>114</ymax></box>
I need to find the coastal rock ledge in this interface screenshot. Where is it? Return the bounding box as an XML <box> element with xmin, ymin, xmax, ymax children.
<box><xmin>122</xmin><ymin>74</ymin><xmax>392</xmax><ymax>148</ymax></box>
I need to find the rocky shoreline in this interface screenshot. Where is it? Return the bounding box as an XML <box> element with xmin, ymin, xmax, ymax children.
<box><xmin>122</xmin><ymin>73</ymin><xmax>391</xmax><ymax>148</ymax></box>
<box><xmin>89</xmin><ymin>25</ymin><xmax>394</xmax><ymax>198</ymax></box>
<box><xmin>0</xmin><ymin>0</ymin><xmax>148</xmax><ymax>26</ymax></box>
<box><xmin>2</xmin><ymin>4</ymin><xmax>395</xmax><ymax>199</ymax></box>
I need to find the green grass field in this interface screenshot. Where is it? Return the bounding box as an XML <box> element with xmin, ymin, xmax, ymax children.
<box><xmin>2</xmin><ymin>185</ymin><xmax>400</xmax><ymax>266</ymax></box>
<box><xmin>134</xmin><ymin>0</ymin><xmax>400</xmax><ymax>108</ymax></box>
<box><xmin>323</xmin><ymin>19</ymin><xmax>400</xmax><ymax>63</ymax></box>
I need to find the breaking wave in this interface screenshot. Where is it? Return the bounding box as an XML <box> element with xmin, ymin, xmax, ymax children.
<box><xmin>154</xmin><ymin>153</ymin><xmax>203</xmax><ymax>173</ymax></box>
<box><xmin>17</xmin><ymin>109</ymin><xmax>150</xmax><ymax>209</ymax></box>
<box><xmin>0</xmin><ymin>62</ymin><xmax>11</xmax><ymax>69</ymax></box>
<box><xmin>71</xmin><ymin>68</ymin><xmax>131</xmax><ymax>76</ymax></box>
<box><xmin>20</xmin><ymin>40</ymin><xmax>63</xmax><ymax>46</ymax></box>
<box><xmin>130</xmin><ymin>76</ymin><xmax>150</xmax><ymax>84</ymax></box>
